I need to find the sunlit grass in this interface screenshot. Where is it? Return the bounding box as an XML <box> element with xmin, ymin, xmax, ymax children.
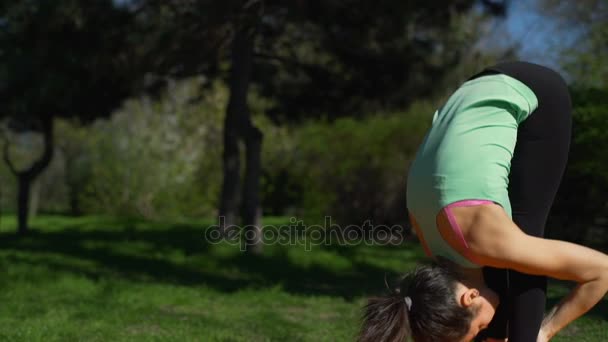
<box><xmin>0</xmin><ymin>215</ymin><xmax>605</xmax><ymax>341</ymax></box>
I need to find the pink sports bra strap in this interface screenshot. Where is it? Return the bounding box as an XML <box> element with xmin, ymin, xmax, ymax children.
<box><xmin>444</xmin><ymin>200</ymin><xmax>495</xmax><ymax>249</ymax></box>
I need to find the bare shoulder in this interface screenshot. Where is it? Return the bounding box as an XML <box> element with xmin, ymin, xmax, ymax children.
<box><xmin>437</xmin><ymin>204</ymin><xmax>510</xmax><ymax>265</ymax></box>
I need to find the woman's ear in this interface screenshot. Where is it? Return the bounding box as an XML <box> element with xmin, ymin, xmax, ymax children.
<box><xmin>459</xmin><ymin>287</ymin><xmax>480</xmax><ymax>308</ymax></box>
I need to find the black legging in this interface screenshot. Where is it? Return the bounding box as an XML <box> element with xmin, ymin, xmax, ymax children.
<box><xmin>472</xmin><ymin>62</ymin><xmax>572</xmax><ymax>342</ymax></box>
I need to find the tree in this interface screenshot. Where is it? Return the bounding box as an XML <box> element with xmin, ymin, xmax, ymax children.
<box><xmin>253</xmin><ymin>0</ymin><xmax>510</xmax><ymax>121</ymax></box>
<box><xmin>529</xmin><ymin>0</ymin><xmax>608</xmax><ymax>243</ymax></box>
<box><xmin>131</xmin><ymin>0</ymin><xmax>508</xmax><ymax>252</ymax></box>
<box><xmin>537</xmin><ymin>0</ymin><xmax>608</xmax><ymax>86</ymax></box>
<box><xmin>0</xmin><ymin>0</ymin><xmax>137</xmax><ymax>234</ymax></box>
<box><xmin>219</xmin><ymin>1</ymin><xmax>264</xmax><ymax>254</ymax></box>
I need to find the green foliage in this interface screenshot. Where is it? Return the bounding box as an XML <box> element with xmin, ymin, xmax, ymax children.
<box><xmin>562</xmin><ymin>21</ymin><xmax>608</xmax><ymax>88</ymax></box>
<box><xmin>549</xmin><ymin>87</ymin><xmax>608</xmax><ymax>242</ymax></box>
<box><xmin>11</xmin><ymin>82</ymin><xmax>436</xmax><ymax>226</ymax></box>
<box><xmin>571</xmin><ymin>89</ymin><xmax>608</xmax><ymax>181</ymax></box>
<box><xmin>255</xmin><ymin>1</ymin><xmax>505</xmax><ymax>120</ymax></box>
<box><xmin>285</xmin><ymin>102</ymin><xmax>435</xmax><ymax>225</ymax></box>
<box><xmin>0</xmin><ymin>92</ymin><xmax>454</xmax><ymax>228</ymax></box>
<box><xmin>540</xmin><ymin>0</ymin><xmax>608</xmax><ymax>88</ymax></box>
<box><xmin>55</xmin><ymin>119</ymin><xmax>95</xmax><ymax>215</ymax></box>
<box><xmin>537</xmin><ymin>0</ymin><xmax>608</xmax><ymax>242</ymax></box>
<box><xmin>133</xmin><ymin>0</ymin><xmax>507</xmax><ymax>121</ymax></box>
<box><xmin>0</xmin><ymin>0</ymin><xmax>136</xmax><ymax>124</ymax></box>
<box><xmin>78</xmin><ymin>78</ymin><xmax>226</xmax><ymax>218</ymax></box>
<box><xmin>5</xmin><ymin>78</ymin><xmax>607</xmax><ymax>241</ymax></box>
<box><xmin>14</xmin><ymin>78</ymin><xmax>286</xmax><ymax>219</ymax></box>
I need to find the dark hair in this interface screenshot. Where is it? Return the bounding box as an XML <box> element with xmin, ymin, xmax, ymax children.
<box><xmin>358</xmin><ymin>262</ymin><xmax>475</xmax><ymax>342</ymax></box>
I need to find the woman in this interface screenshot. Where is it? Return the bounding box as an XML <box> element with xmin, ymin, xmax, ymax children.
<box><xmin>358</xmin><ymin>61</ymin><xmax>608</xmax><ymax>342</ymax></box>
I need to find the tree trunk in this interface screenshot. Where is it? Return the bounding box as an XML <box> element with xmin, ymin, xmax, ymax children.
<box><xmin>4</xmin><ymin>116</ymin><xmax>54</xmax><ymax>235</ymax></box>
<box><xmin>218</xmin><ymin>2</ymin><xmax>263</xmax><ymax>253</ymax></box>
<box><xmin>242</xmin><ymin>124</ymin><xmax>263</xmax><ymax>254</ymax></box>
<box><xmin>219</xmin><ymin>124</ymin><xmax>241</xmax><ymax>230</ymax></box>
<box><xmin>29</xmin><ymin>178</ymin><xmax>40</xmax><ymax>219</ymax></box>
<box><xmin>17</xmin><ymin>175</ymin><xmax>31</xmax><ymax>235</ymax></box>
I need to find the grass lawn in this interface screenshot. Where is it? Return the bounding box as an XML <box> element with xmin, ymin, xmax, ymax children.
<box><xmin>0</xmin><ymin>215</ymin><xmax>606</xmax><ymax>341</ymax></box>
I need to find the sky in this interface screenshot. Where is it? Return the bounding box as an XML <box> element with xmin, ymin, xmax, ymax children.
<box><xmin>494</xmin><ymin>0</ymin><xmax>581</xmax><ymax>72</ymax></box>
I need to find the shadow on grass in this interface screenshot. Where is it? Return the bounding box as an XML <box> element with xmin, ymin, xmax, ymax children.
<box><xmin>0</xmin><ymin>218</ymin><xmax>421</xmax><ymax>300</ymax></box>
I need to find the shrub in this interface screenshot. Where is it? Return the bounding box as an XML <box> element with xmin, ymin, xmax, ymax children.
<box><xmin>283</xmin><ymin>102</ymin><xmax>434</xmax><ymax>226</ymax></box>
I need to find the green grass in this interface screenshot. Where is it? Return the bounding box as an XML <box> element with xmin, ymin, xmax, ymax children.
<box><xmin>0</xmin><ymin>215</ymin><xmax>606</xmax><ymax>341</ymax></box>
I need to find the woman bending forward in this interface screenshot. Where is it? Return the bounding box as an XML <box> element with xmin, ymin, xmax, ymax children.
<box><xmin>359</xmin><ymin>61</ymin><xmax>608</xmax><ymax>342</ymax></box>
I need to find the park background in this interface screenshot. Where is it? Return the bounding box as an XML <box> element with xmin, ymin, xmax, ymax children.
<box><xmin>1</xmin><ymin>0</ymin><xmax>607</xmax><ymax>341</ymax></box>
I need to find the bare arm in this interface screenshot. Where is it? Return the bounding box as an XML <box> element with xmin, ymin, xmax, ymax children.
<box><xmin>540</xmin><ymin>279</ymin><xmax>608</xmax><ymax>339</ymax></box>
<box><xmin>461</xmin><ymin>205</ymin><xmax>608</xmax><ymax>340</ymax></box>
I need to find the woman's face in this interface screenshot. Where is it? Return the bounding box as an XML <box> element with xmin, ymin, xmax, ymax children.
<box><xmin>458</xmin><ymin>284</ymin><xmax>500</xmax><ymax>341</ymax></box>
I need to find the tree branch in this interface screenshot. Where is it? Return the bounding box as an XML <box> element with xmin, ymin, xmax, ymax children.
<box><xmin>26</xmin><ymin>116</ymin><xmax>54</xmax><ymax>179</ymax></box>
<box><xmin>2</xmin><ymin>134</ymin><xmax>17</xmax><ymax>176</ymax></box>
<box><xmin>253</xmin><ymin>52</ymin><xmax>312</xmax><ymax>71</ymax></box>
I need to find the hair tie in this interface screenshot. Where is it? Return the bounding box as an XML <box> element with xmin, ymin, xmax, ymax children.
<box><xmin>404</xmin><ymin>296</ymin><xmax>412</xmax><ymax>310</ymax></box>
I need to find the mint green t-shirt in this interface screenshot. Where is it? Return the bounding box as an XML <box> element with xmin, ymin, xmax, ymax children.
<box><xmin>406</xmin><ymin>74</ymin><xmax>538</xmax><ymax>268</ymax></box>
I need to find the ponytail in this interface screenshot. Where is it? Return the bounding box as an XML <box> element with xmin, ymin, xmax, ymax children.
<box><xmin>358</xmin><ymin>292</ymin><xmax>411</xmax><ymax>342</ymax></box>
